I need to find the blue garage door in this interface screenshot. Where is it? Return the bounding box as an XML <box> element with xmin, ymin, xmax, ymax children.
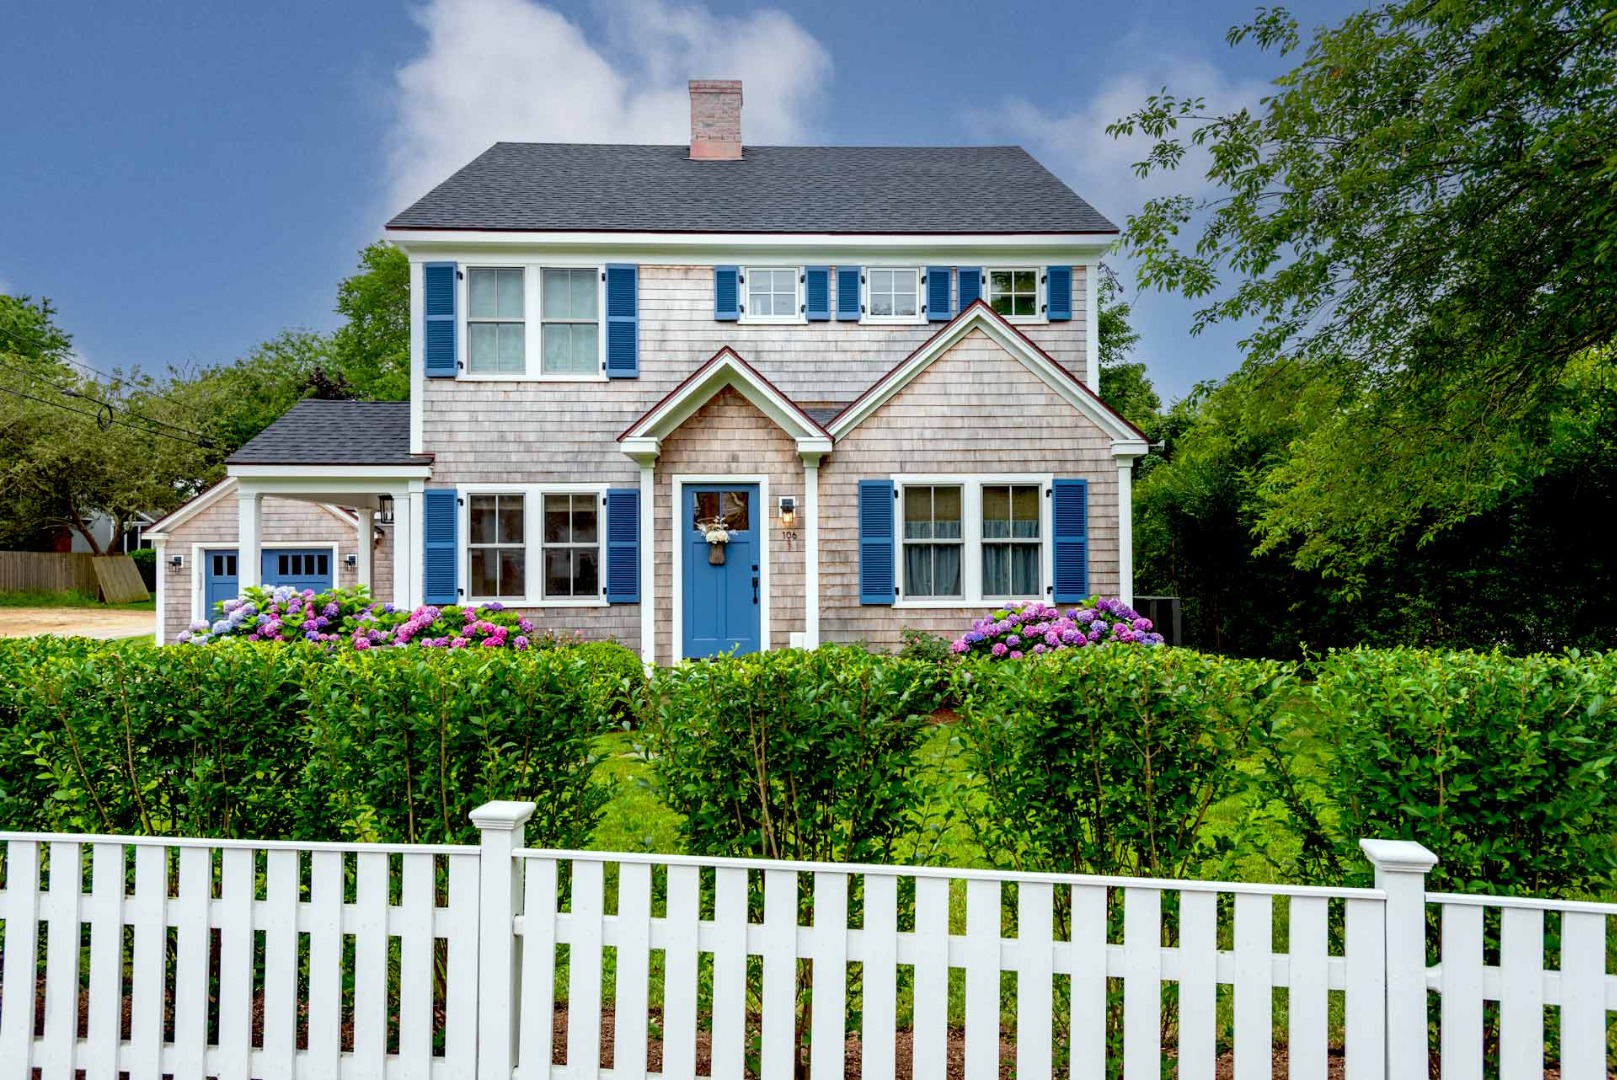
<box><xmin>202</xmin><ymin>549</ymin><xmax>238</xmax><ymax>618</ymax></box>
<box><xmin>263</xmin><ymin>549</ymin><xmax>333</xmax><ymax>593</ymax></box>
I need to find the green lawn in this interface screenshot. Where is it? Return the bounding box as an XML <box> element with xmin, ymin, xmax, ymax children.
<box><xmin>0</xmin><ymin>589</ymin><xmax>154</xmax><ymax>611</ymax></box>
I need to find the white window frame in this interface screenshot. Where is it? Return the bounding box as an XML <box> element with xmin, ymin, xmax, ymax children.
<box><xmin>459</xmin><ymin>483</ymin><xmax>609</xmax><ymax>607</ymax></box>
<box><xmin>458</xmin><ymin>263</ymin><xmax>607</xmax><ymax>382</ymax></box>
<box><xmin>985</xmin><ymin>266</ymin><xmax>1047</xmax><ymax>324</ymax></box>
<box><xmin>740</xmin><ymin>266</ymin><xmax>804</xmax><ymax>325</ymax></box>
<box><xmin>861</xmin><ymin>266</ymin><xmax>926</xmax><ymax>325</ymax></box>
<box><xmin>891</xmin><ymin>474</ymin><xmax>1053</xmax><ymax>609</ymax></box>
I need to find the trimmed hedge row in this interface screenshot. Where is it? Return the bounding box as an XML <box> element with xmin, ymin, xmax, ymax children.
<box><xmin>0</xmin><ymin>637</ymin><xmax>640</xmax><ymax>847</ymax></box>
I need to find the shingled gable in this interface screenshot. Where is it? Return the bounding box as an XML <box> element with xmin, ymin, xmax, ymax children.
<box><xmin>619</xmin><ymin>347</ymin><xmax>832</xmax><ymax>455</ymax></box>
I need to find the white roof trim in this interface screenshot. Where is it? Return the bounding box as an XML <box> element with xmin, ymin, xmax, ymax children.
<box><xmin>620</xmin><ymin>349</ymin><xmax>828</xmax><ymax>449</ymax></box>
<box><xmin>143</xmin><ymin>478</ymin><xmax>238</xmax><ymax>538</ymax></box>
<box><xmin>227</xmin><ymin>463</ymin><xmax>433</xmax><ymax>480</ymax></box>
<box><xmin>826</xmin><ymin>305</ymin><xmax>1145</xmax><ymax>446</ymax></box>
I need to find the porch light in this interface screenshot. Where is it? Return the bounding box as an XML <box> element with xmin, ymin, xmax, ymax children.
<box><xmin>778</xmin><ymin>496</ymin><xmax>797</xmax><ymax>528</ymax></box>
<box><xmin>168</xmin><ymin>554</ymin><xmax>184</xmax><ymax>573</ymax></box>
<box><xmin>345</xmin><ymin>554</ymin><xmax>358</xmax><ymax>569</ymax></box>
<box><xmin>377</xmin><ymin>494</ymin><xmax>395</xmax><ymax>525</ymax></box>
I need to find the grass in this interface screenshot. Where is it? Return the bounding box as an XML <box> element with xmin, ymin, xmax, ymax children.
<box><xmin>0</xmin><ymin>588</ymin><xmax>154</xmax><ymax>611</ymax></box>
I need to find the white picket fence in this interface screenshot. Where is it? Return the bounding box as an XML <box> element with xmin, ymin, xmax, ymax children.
<box><xmin>0</xmin><ymin>802</ymin><xmax>1612</xmax><ymax>1080</ymax></box>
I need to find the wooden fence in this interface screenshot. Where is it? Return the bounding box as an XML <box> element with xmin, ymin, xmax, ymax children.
<box><xmin>1</xmin><ymin>805</ymin><xmax>1613</xmax><ymax>1080</ymax></box>
<box><xmin>0</xmin><ymin>551</ymin><xmax>100</xmax><ymax>597</ymax></box>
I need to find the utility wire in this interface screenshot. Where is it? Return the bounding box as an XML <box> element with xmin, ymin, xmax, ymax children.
<box><xmin>0</xmin><ymin>380</ymin><xmax>215</xmax><ymax>450</ymax></box>
<box><xmin>0</xmin><ymin>356</ymin><xmax>219</xmax><ymax>447</ymax></box>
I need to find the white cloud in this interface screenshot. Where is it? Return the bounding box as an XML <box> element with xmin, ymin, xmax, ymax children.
<box><xmin>967</xmin><ymin>57</ymin><xmax>1268</xmax><ymax>228</ymax></box>
<box><xmin>386</xmin><ymin>0</ymin><xmax>832</xmax><ymax>212</ymax></box>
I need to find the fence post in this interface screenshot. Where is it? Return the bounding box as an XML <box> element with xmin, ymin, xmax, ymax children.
<box><xmin>1360</xmin><ymin>839</ymin><xmax>1439</xmax><ymax>1080</ymax></box>
<box><xmin>472</xmin><ymin>800</ymin><xmax>537</xmax><ymax>1080</ymax></box>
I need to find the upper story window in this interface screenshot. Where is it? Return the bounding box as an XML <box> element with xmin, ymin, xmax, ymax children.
<box><xmin>867</xmin><ymin>268</ymin><xmax>921</xmax><ymax>321</ymax></box>
<box><xmin>745</xmin><ymin>267</ymin><xmax>800</xmax><ymax>321</ymax></box>
<box><xmin>988</xmin><ymin>269</ymin><xmax>1039</xmax><ymax>319</ymax></box>
<box><xmin>467</xmin><ymin>268</ymin><xmax>525</xmax><ymax>374</ymax></box>
<box><xmin>541</xmin><ymin>268</ymin><xmax>599</xmax><ymax>376</ymax></box>
<box><xmin>468</xmin><ymin>493</ymin><xmax>526</xmax><ymax>599</ymax></box>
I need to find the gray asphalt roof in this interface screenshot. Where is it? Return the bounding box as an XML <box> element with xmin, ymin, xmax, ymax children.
<box><xmin>226</xmin><ymin>400</ymin><xmax>428</xmax><ymax>466</ymax></box>
<box><xmin>386</xmin><ymin>144</ymin><xmax>1117</xmax><ymax>234</ymax></box>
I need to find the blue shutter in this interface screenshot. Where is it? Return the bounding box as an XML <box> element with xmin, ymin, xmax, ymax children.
<box><xmin>422</xmin><ymin>488</ymin><xmax>459</xmax><ymax>605</ymax></box>
<box><xmin>804</xmin><ymin>266</ymin><xmax>831</xmax><ymax>321</ymax></box>
<box><xmin>1046</xmin><ymin>266</ymin><xmax>1073</xmax><ymax>321</ymax></box>
<box><xmin>957</xmin><ymin>266</ymin><xmax>983</xmax><ymax>309</ymax></box>
<box><xmin>835</xmin><ymin>267</ymin><xmax>861</xmax><ymax>321</ymax></box>
<box><xmin>1051</xmin><ymin>478</ymin><xmax>1089</xmax><ymax>603</ymax></box>
<box><xmin>604</xmin><ymin>264</ymin><xmax>639</xmax><ymax>377</ymax></box>
<box><xmin>714</xmin><ymin>266</ymin><xmax>740</xmax><ymax>320</ymax></box>
<box><xmin>604</xmin><ymin>489</ymin><xmax>640</xmax><ymax>603</ymax></box>
<box><xmin>424</xmin><ymin>262</ymin><xmax>457</xmax><ymax>377</ymax></box>
<box><xmin>858</xmin><ymin>480</ymin><xmax>895</xmax><ymax>605</ymax></box>
<box><xmin>925</xmin><ymin>266</ymin><xmax>952</xmax><ymax>321</ymax></box>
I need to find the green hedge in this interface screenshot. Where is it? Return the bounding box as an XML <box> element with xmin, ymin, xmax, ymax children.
<box><xmin>0</xmin><ymin>637</ymin><xmax>637</xmax><ymax>846</ymax></box>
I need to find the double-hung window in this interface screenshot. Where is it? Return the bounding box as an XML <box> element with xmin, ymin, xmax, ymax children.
<box><xmin>541</xmin><ymin>268</ymin><xmax>599</xmax><ymax>375</ymax></box>
<box><xmin>988</xmin><ymin>269</ymin><xmax>1040</xmax><ymax>319</ymax></box>
<box><xmin>867</xmin><ymin>268</ymin><xmax>920</xmax><ymax>321</ymax></box>
<box><xmin>468</xmin><ymin>494</ymin><xmax>526</xmax><ymax>598</ymax></box>
<box><xmin>981</xmin><ymin>484</ymin><xmax>1042</xmax><ymax>598</ymax></box>
<box><xmin>467</xmin><ymin>268</ymin><xmax>525</xmax><ymax>374</ymax></box>
<box><xmin>745</xmin><ymin>268</ymin><xmax>799</xmax><ymax>320</ymax></box>
<box><xmin>542</xmin><ymin>493</ymin><xmax>600</xmax><ymax>599</ymax></box>
<box><xmin>902</xmin><ymin>485</ymin><xmax>963</xmax><ymax>598</ymax></box>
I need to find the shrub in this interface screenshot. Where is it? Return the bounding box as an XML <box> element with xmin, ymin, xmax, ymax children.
<box><xmin>949</xmin><ymin>598</ymin><xmax>1165</xmax><ymax>659</ymax></box>
<box><xmin>644</xmin><ymin>646</ymin><xmax>945</xmax><ymax>863</ymax></box>
<box><xmin>953</xmin><ymin>646</ymin><xmax>1296</xmax><ymax>877</ymax></box>
<box><xmin>1296</xmin><ymin>648</ymin><xmax>1617</xmax><ymax>895</ymax></box>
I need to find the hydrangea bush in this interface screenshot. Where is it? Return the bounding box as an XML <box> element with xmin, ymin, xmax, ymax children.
<box><xmin>950</xmin><ymin>598</ymin><xmax>1165</xmax><ymax>659</ymax></box>
<box><xmin>179</xmin><ymin>584</ymin><xmax>546</xmax><ymax>650</ymax></box>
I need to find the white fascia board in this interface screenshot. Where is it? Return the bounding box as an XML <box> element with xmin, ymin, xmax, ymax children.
<box><xmin>227</xmin><ymin>464</ymin><xmax>433</xmax><ymax>480</ymax></box>
<box><xmin>1111</xmin><ymin>439</ymin><xmax>1150</xmax><ymax>459</ymax></box>
<box><xmin>386</xmin><ymin>230</ymin><xmax>1116</xmax><ymax>263</ymax></box>
<box><xmin>624</xmin><ymin>356</ymin><xmax>824</xmax><ymax>443</ymax></box>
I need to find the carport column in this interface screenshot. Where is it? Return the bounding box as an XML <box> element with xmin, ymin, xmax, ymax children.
<box><xmin>236</xmin><ymin>490</ymin><xmax>262</xmax><ymax>590</ymax></box>
<box><xmin>392</xmin><ymin>487</ymin><xmax>416</xmax><ymax>611</ymax></box>
<box><xmin>354</xmin><ymin>507</ymin><xmax>374</xmax><ymax>591</ymax></box>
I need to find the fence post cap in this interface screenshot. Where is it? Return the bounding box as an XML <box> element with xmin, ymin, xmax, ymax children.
<box><xmin>469</xmin><ymin>801</ymin><xmax>537</xmax><ymax>830</ymax></box>
<box><xmin>1359</xmin><ymin>838</ymin><xmax>1439</xmax><ymax>873</ymax></box>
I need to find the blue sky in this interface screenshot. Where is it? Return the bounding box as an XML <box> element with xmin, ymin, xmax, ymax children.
<box><xmin>1</xmin><ymin>0</ymin><xmax>1360</xmax><ymax>399</ymax></box>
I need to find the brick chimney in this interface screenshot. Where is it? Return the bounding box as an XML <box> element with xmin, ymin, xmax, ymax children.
<box><xmin>689</xmin><ymin>79</ymin><xmax>743</xmax><ymax>160</ymax></box>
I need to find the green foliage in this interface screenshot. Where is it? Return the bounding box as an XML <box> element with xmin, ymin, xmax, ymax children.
<box><xmin>1286</xmin><ymin>648</ymin><xmax>1617</xmax><ymax>896</ymax></box>
<box><xmin>331</xmin><ymin>242</ymin><xmax>411</xmax><ymax>401</ymax></box>
<box><xmin>952</xmin><ymin>648</ymin><xmax>1296</xmax><ymax>877</ymax></box>
<box><xmin>644</xmin><ymin>646</ymin><xmax>944</xmax><ymax>863</ymax></box>
<box><xmin>1112</xmin><ymin>1</ymin><xmax>1617</xmax><ymax>577</ymax></box>
<box><xmin>1095</xmin><ymin>270</ymin><xmax>1160</xmax><ymax>434</ymax></box>
<box><xmin>0</xmin><ymin>638</ymin><xmax>616</xmax><ymax>847</ymax></box>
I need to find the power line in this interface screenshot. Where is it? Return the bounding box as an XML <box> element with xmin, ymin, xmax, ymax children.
<box><xmin>0</xmin><ymin>380</ymin><xmax>215</xmax><ymax>450</ymax></box>
<box><xmin>0</xmin><ymin>356</ymin><xmax>219</xmax><ymax>447</ymax></box>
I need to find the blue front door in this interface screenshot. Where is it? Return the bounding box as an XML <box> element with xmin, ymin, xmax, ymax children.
<box><xmin>683</xmin><ymin>484</ymin><xmax>761</xmax><ymax>658</ymax></box>
<box><xmin>263</xmin><ymin>549</ymin><xmax>333</xmax><ymax>593</ymax></box>
<box><xmin>202</xmin><ymin>549</ymin><xmax>238</xmax><ymax>618</ymax></box>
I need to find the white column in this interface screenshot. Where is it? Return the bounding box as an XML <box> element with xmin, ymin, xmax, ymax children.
<box><xmin>470</xmin><ymin>800</ymin><xmax>536</xmax><ymax>1080</ymax></box>
<box><xmin>1085</xmin><ymin>260</ymin><xmax>1101</xmax><ymax>390</ymax></box>
<box><xmin>1360</xmin><ymin>839</ymin><xmax>1438</xmax><ymax>1080</ymax></box>
<box><xmin>638</xmin><ymin>461</ymin><xmax>656</xmax><ymax>664</ymax></box>
<box><xmin>1115</xmin><ymin>460</ymin><xmax>1134</xmax><ymax>607</ymax></box>
<box><xmin>407</xmin><ymin>488</ymin><xmax>425</xmax><ymax>609</ymax></box>
<box><xmin>391</xmin><ymin>493</ymin><xmax>414</xmax><ymax>610</ymax></box>
<box><xmin>236</xmin><ymin>490</ymin><xmax>262</xmax><ymax>589</ymax></box>
<box><xmin>152</xmin><ymin>537</ymin><xmax>167</xmax><ymax>645</ymax></box>
<box><xmin>354</xmin><ymin>507</ymin><xmax>375</xmax><ymax>593</ymax></box>
<box><xmin>802</xmin><ymin>457</ymin><xmax>821</xmax><ymax>648</ymax></box>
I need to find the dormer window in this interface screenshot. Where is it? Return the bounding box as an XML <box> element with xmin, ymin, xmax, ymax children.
<box><xmin>743</xmin><ymin>267</ymin><xmax>800</xmax><ymax>323</ymax></box>
<box><xmin>866</xmin><ymin>268</ymin><xmax>921</xmax><ymax>322</ymax></box>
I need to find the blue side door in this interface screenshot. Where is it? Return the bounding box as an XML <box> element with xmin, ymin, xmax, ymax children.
<box><xmin>263</xmin><ymin>548</ymin><xmax>333</xmax><ymax>593</ymax></box>
<box><xmin>682</xmin><ymin>484</ymin><xmax>761</xmax><ymax>658</ymax></box>
<box><xmin>202</xmin><ymin>549</ymin><xmax>238</xmax><ymax>618</ymax></box>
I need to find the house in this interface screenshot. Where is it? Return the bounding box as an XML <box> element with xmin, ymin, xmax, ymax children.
<box><xmin>152</xmin><ymin>80</ymin><xmax>1147</xmax><ymax>658</ymax></box>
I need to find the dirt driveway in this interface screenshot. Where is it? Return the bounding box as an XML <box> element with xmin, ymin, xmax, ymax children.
<box><xmin>0</xmin><ymin>607</ymin><xmax>153</xmax><ymax>640</ymax></box>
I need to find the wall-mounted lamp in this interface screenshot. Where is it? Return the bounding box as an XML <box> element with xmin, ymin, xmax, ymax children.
<box><xmin>778</xmin><ymin>496</ymin><xmax>798</xmax><ymax>528</ymax></box>
<box><xmin>377</xmin><ymin>494</ymin><xmax>395</xmax><ymax>525</ymax></box>
<box><xmin>344</xmin><ymin>554</ymin><xmax>358</xmax><ymax>570</ymax></box>
<box><xmin>168</xmin><ymin>554</ymin><xmax>184</xmax><ymax>573</ymax></box>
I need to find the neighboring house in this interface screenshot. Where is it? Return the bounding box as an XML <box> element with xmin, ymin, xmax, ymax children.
<box><xmin>153</xmin><ymin>80</ymin><xmax>1147</xmax><ymax>658</ymax></box>
<box><xmin>55</xmin><ymin>510</ymin><xmax>157</xmax><ymax>554</ymax></box>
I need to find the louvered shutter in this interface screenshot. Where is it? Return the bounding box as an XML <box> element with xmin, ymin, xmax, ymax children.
<box><xmin>604</xmin><ymin>264</ymin><xmax>639</xmax><ymax>377</ymax></box>
<box><xmin>957</xmin><ymin>266</ymin><xmax>983</xmax><ymax>308</ymax></box>
<box><xmin>835</xmin><ymin>267</ymin><xmax>861</xmax><ymax>321</ymax></box>
<box><xmin>1051</xmin><ymin>478</ymin><xmax>1089</xmax><ymax>602</ymax></box>
<box><xmin>858</xmin><ymin>480</ymin><xmax>896</xmax><ymax>605</ymax></box>
<box><xmin>1046</xmin><ymin>265</ymin><xmax>1073</xmax><ymax>321</ymax></box>
<box><xmin>804</xmin><ymin>266</ymin><xmax>830</xmax><ymax>320</ymax></box>
<box><xmin>604</xmin><ymin>488</ymin><xmax>640</xmax><ymax>603</ymax></box>
<box><xmin>423</xmin><ymin>262</ymin><xmax>457</xmax><ymax>377</ymax></box>
<box><xmin>714</xmin><ymin>266</ymin><xmax>740</xmax><ymax>320</ymax></box>
<box><xmin>925</xmin><ymin>266</ymin><xmax>952</xmax><ymax>321</ymax></box>
<box><xmin>422</xmin><ymin>488</ymin><xmax>459</xmax><ymax>604</ymax></box>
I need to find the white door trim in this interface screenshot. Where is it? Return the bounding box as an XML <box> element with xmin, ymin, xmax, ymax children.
<box><xmin>670</xmin><ymin>474</ymin><xmax>771</xmax><ymax>664</ymax></box>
